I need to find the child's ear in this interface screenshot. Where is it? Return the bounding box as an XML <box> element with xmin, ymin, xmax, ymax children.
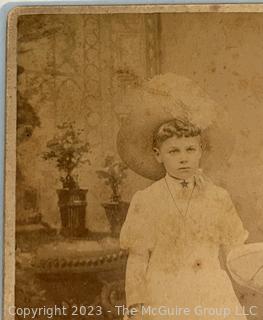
<box><xmin>153</xmin><ymin>147</ymin><xmax>162</xmax><ymax>164</ymax></box>
<box><xmin>200</xmin><ymin>135</ymin><xmax>209</xmax><ymax>152</ymax></box>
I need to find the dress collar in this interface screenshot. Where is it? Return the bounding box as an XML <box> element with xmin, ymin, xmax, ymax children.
<box><xmin>165</xmin><ymin>173</ymin><xmax>195</xmax><ymax>190</ymax></box>
<box><xmin>164</xmin><ymin>169</ymin><xmax>209</xmax><ymax>192</ymax></box>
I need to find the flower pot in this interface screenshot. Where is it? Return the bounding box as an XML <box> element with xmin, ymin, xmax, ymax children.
<box><xmin>102</xmin><ymin>201</ymin><xmax>129</xmax><ymax>237</ymax></box>
<box><xmin>57</xmin><ymin>189</ymin><xmax>88</xmax><ymax>237</ymax></box>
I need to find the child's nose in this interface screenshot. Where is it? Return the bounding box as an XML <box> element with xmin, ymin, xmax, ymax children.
<box><xmin>180</xmin><ymin>159</ymin><xmax>188</xmax><ymax>164</ymax></box>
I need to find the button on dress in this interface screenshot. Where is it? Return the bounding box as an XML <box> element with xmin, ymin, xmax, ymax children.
<box><xmin>120</xmin><ymin>174</ymin><xmax>249</xmax><ymax>319</ymax></box>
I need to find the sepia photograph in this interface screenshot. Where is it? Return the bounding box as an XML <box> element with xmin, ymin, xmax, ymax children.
<box><xmin>4</xmin><ymin>4</ymin><xmax>263</xmax><ymax>320</ymax></box>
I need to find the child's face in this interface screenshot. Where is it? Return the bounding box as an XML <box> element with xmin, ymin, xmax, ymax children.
<box><xmin>154</xmin><ymin>135</ymin><xmax>202</xmax><ymax>180</ymax></box>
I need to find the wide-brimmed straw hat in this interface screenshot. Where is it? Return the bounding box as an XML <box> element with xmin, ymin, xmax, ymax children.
<box><xmin>117</xmin><ymin>73</ymin><xmax>234</xmax><ymax>181</ymax></box>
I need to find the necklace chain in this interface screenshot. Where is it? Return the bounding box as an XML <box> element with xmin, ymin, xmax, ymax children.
<box><xmin>164</xmin><ymin>177</ymin><xmax>196</xmax><ymax>218</ymax></box>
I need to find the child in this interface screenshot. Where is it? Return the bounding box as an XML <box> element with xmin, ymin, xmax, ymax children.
<box><xmin>118</xmin><ymin>75</ymin><xmax>249</xmax><ymax>320</ymax></box>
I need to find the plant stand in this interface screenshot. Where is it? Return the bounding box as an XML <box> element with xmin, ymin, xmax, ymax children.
<box><xmin>57</xmin><ymin>189</ymin><xmax>88</xmax><ymax>237</ymax></box>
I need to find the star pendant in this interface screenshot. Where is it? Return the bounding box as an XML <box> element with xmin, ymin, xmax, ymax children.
<box><xmin>181</xmin><ymin>180</ymin><xmax>189</xmax><ymax>188</ymax></box>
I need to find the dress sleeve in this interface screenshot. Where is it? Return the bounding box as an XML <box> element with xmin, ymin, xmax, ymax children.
<box><xmin>220</xmin><ymin>190</ymin><xmax>249</xmax><ymax>250</ymax></box>
<box><xmin>119</xmin><ymin>190</ymin><xmax>156</xmax><ymax>307</ymax></box>
<box><xmin>120</xmin><ymin>190</ymin><xmax>156</xmax><ymax>252</ymax></box>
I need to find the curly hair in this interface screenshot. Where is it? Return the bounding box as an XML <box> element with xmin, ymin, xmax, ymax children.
<box><xmin>152</xmin><ymin>119</ymin><xmax>202</xmax><ymax>149</ymax></box>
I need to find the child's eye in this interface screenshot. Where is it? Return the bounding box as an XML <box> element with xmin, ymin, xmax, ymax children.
<box><xmin>187</xmin><ymin>147</ymin><xmax>196</xmax><ymax>152</ymax></box>
<box><xmin>169</xmin><ymin>149</ymin><xmax>179</xmax><ymax>154</ymax></box>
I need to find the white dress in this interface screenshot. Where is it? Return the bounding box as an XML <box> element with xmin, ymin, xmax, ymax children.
<box><xmin>119</xmin><ymin>174</ymin><xmax>249</xmax><ymax>320</ymax></box>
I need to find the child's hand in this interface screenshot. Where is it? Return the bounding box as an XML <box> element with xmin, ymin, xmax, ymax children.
<box><xmin>124</xmin><ymin>304</ymin><xmax>144</xmax><ymax>320</ymax></box>
<box><xmin>123</xmin><ymin>312</ymin><xmax>143</xmax><ymax>320</ymax></box>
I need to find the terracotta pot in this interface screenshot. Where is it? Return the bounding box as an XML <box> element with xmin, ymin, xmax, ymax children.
<box><xmin>57</xmin><ymin>189</ymin><xmax>88</xmax><ymax>237</ymax></box>
<box><xmin>102</xmin><ymin>201</ymin><xmax>129</xmax><ymax>237</ymax></box>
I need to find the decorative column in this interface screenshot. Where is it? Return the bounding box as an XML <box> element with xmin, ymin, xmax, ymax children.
<box><xmin>144</xmin><ymin>13</ymin><xmax>161</xmax><ymax>79</ymax></box>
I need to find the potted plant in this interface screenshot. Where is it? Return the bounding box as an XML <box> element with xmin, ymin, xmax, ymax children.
<box><xmin>42</xmin><ymin>122</ymin><xmax>91</xmax><ymax>237</ymax></box>
<box><xmin>96</xmin><ymin>156</ymin><xmax>129</xmax><ymax>237</ymax></box>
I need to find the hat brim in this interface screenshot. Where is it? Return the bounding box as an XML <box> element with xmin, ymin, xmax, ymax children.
<box><xmin>117</xmin><ymin>106</ymin><xmax>235</xmax><ymax>181</ymax></box>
